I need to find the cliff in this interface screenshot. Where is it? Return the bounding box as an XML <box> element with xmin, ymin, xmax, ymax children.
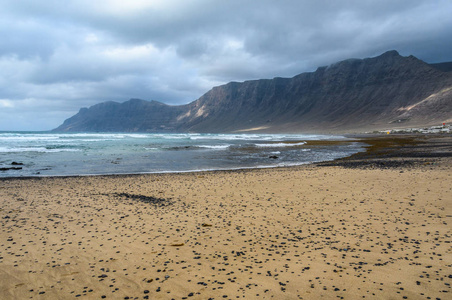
<box><xmin>54</xmin><ymin>51</ymin><xmax>452</xmax><ymax>133</ymax></box>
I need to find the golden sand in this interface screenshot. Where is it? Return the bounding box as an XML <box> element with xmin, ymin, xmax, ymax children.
<box><xmin>0</xmin><ymin>143</ymin><xmax>451</xmax><ymax>299</ymax></box>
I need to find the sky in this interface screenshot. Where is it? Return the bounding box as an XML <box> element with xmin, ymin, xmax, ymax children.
<box><xmin>1</xmin><ymin>0</ymin><xmax>452</xmax><ymax>131</ymax></box>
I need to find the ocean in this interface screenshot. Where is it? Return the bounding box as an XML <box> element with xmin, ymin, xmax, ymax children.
<box><xmin>0</xmin><ymin>132</ymin><xmax>364</xmax><ymax>177</ymax></box>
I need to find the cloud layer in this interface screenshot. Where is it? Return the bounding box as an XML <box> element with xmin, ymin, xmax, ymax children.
<box><xmin>1</xmin><ymin>0</ymin><xmax>452</xmax><ymax>130</ymax></box>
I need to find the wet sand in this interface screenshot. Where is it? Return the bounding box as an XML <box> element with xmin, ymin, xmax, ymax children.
<box><xmin>0</xmin><ymin>135</ymin><xmax>451</xmax><ymax>299</ymax></box>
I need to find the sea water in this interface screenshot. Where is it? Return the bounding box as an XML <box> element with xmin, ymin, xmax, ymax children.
<box><xmin>0</xmin><ymin>132</ymin><xmax>364</xmax><ymax>177</ymax></box>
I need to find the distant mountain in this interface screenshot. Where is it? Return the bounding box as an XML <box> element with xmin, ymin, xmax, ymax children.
<box><xmin>55</xmin><ymin>99</ymin><xmax>186</xmax><ymax>132</ymax></box>
<box><xmin>54</xmin><ymin>50</ymin><xmax>452</xmax><ymax>133</ymax></box>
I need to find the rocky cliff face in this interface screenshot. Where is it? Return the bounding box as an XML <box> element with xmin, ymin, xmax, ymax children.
<box><xmin>54</xmin><ymin>51</ymin><xmax>452</xmax><ymax>133</ymax></box>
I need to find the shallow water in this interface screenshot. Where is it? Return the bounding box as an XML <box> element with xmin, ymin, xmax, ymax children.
<box><xmin>0</xmin><ymin>132</ymin><xmax>364</xmax><ymax>177</ymax></box>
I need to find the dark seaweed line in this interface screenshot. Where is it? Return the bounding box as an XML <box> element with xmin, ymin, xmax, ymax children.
<box><xmin>112</xmin><ymin>192</ymin><xmax>173</xmax><ymax>206</ymax></box>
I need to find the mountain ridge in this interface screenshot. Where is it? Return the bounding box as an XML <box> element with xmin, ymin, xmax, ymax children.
<box><xmin>54</xmin><ymin>50</ymin><xmax>452</xmax><ymax>133</ymax></box>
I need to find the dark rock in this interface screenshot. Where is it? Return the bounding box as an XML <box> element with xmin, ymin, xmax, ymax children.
<box><xmin>269</xmin><ymin>155</ymin><xmax>279</xmax><ymax>159</ymax></box>
<box><xmin>0</xmin><ymin>167</ymin><xmax>22</xmax><ymax>171</ymax></box>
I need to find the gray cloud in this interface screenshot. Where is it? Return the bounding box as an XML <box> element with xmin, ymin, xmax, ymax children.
<box><xmin>0</xmin><ymin>0</ymin><xmax>451</xmax><ymax>130</ymax></box>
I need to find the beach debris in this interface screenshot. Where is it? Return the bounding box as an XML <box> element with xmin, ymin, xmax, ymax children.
<box><xmin>170</xmin><ymin>242</ymin><xmax>185</xmax><ymax>247</ymax></box>
<box><xmin>201</xmin><ymin>223</ymin><xmax>212</xmax><ymax>227</ymax></box>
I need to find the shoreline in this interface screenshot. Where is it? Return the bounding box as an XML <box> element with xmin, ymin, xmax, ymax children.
<box><xmin>0</xmin><ymin>132</ymin><xmax>355</xmax><ymax>180</ymax></box>
<box><xmin>1</xmin><ymin>133</ymin><xmax>450</xmax><ymax>181</ymax></box>
<box><xmin>1</xmin><ymin>134</ymin><xmax>451</xmax><ymax>299</ymax></box>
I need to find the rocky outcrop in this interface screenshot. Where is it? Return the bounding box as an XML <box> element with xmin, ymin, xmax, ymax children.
<box><xmin>54</xmin><ymin>51</ymin><xmax>452</xmax><ymax>133</ymax></box>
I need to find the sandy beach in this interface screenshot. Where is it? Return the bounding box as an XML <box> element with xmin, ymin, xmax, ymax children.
<box><xmin>1</xmin><ymin>135</ymin><xmax>451</xmax><ymax>299</ymax></box>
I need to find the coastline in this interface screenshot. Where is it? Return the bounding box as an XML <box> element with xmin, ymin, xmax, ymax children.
<box><xmin>0</xmin><ymin>132</ymin><xmax>357</xmax><ymax>179</ymax></box>
<box><xmin>1</xmin><ymin>133</ymin><xmax>450</xmax><ymax>181</ymax></box>
<box><xmin>0</xmin><ymin>134</ymin><xmax>451</xmax><ymax>299</ymax></box>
